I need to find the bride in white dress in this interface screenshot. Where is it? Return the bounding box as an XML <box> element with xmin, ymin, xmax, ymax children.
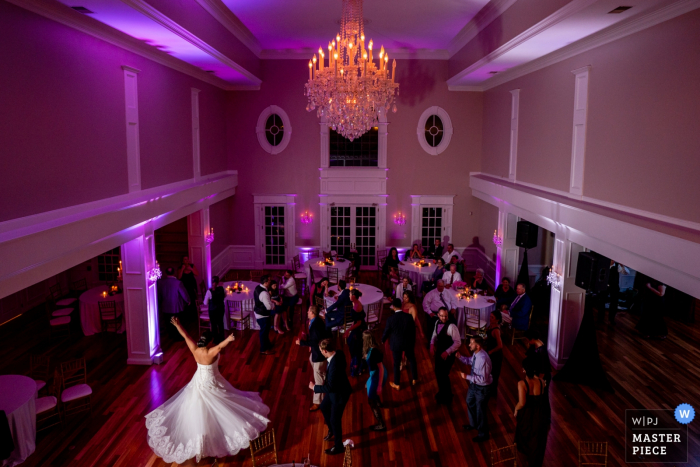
<box><xmin>145</xmin><ymin>317</ymin><xmax>270</xmax><ymax>464</ymax></box>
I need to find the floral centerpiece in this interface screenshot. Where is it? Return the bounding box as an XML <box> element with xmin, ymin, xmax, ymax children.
<box><xmin>107</xmin><ymin>282</ymin><xmax>122</xmax><ymax>295</ymax></box>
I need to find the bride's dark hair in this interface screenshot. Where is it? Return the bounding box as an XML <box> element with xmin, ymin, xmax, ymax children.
<box><xmin>197</xmin><ymin>331</ymin><xmax>213</xmax><ymax>348</ymax></box>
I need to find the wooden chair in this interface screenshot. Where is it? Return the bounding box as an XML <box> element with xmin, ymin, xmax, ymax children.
<box><xmin>314</xmin><ymin>296</ymin><xmax>327</xmax><ymax>316</ymax></box>
<box><xmin>292</xmin><ymin>255</ymin><xmax>307</xmax><ymax>280</ymax></box>
<box><xmin>226</xmin><ymin>299</ymin><xmax>251</xmax><ymax>331</ymax></box>
<box><xmin>323</xmin><ymin>250</ymin><xmax>332</xmax><ymax>260</ymax></box>
<box><xmin>72</xmin><ymin>279</ymin><xmax>88</xmax><ymax>293</ymax></box>
<box><xmin>490</xmin><ymin>442</ymin><xmax>517</xmax><ymax>466</ymax></box>
<box><xmin>199</xmin><ymin>280</ymin><xmax>207</xmax><ymax>300</ymax></box>
<box><xmin>511</xmin><ymin>307</ymin><xmax>534</xmax><ymax>345</ymax></box>
<box><xmin>345</xmin><ymin>265</ymin><xmax>357</xmax><ymax>284</ymax></box>
<box><xmin>465</xmin><ymin>309</ymin><xmax>482</xmax><ymax>338</ymax></box>
<box><xmin>343</xmin><ymin>444</ymin><xmax>353</xmax><ymax>467</ymax></box>
<box><xmin>366</xmin><ymin>302</ymin><xmax>381</xmax><ymax>330</ymax></box>
<box><xmin>579</xmin><ymin>441</ymin><xmax>608</xmax><ymax>466</ymax></box>
<box><xmin>309</xmin><ymin>266</ymin><xmax>316</xmax><ymax>286</ymax></box>
<box><xmin>249</xmin><ymin>428</ymin><xmax>278</xmax><ymax>467</ymax></box>
<box><xmin>30</xmin><ymin>354</ymin><xmax>51</xmax><ymax>395</ymax></box>
<box><xmin>45</xmin><ymin>295</ymin><xmax>73</xmax><ymax>318</ymax></box>
<box><xmin>60</xmin><ymin>358</ymin><xmax>92</xmax><ymax>418</ymax></box>
<box><xmin>338</xmin><ymin>304</ymin><xmax>354</xmax><ymax>345</ymax></box>
<box><xmin>36</xmin><ymin>370</ymin><xmax>62</xmax><ymax>432</ymax></box>
<box><xmin>98</xmin><ymin>300</ymin><xmax>122</xmax><ymax>333</ymax></box>
<box><xmin>224</xmin><ymin>270</ymin><xmax>237</xmax><ymax>281</ymax></box>
<box><xmin>327</xmin><ymin>267</ymin><xmax>339</xmax><ymax>285</ymax></box>
<box><xmin>197</xmin><ymin>300</ymin><xmax>211</xmax><ymax>334</ymax></box>
<box><xmin>250</xmin><ymin>270</ymin><xmax>264</xmax><ymax>283</ymax></box>
<box><xmin>49</xmin><ymin>283</ymin><xmax>77</xmax><ymax>307</ymax></box>
<box><xmin>46</xmin><ymin>296</ymin><xmax>71</xmax><ymax>340</ymax></box>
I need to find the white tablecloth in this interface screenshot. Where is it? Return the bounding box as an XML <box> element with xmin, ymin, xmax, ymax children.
<box><xmin>324</xmin><ymin>283</ymin><xmax>384</xmax><ymax>310</ymax></box>
<box><xmin>454</xmin><ymin>294</ymin><xmax>496</xmax><ymax>339</ymax></box>
<box><xmin>304</xmin><ymin>259</ymin><xmax>352</xmax><ymax>283</ymax></box>
<box><xmin>79</xmin><ymin>286</ymin><xmax>125</xmax><ymax>336</ymax></box>
<box><xmin>222</xmin><ymin>281</ymin><xmax>260</xmax><ymax>330</ymax></box>
<box><xmin>0</xmin><ymin>375</ymin><xmax>37</xmax><ymax>467</ymax></box>
<box><xmin>399</xmin><ymin>260</ymin><xmax>438</xmax><ymax>294</ymax></box>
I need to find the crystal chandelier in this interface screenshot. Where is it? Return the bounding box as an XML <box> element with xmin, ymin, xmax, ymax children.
<box><xmin>305</xmin><ymin>0</ymin><xmax>399</xmax><ymax>141</ymax></box>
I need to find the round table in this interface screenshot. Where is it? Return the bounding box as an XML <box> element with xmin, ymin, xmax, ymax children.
<box><xmin>454</xmin><ymin>294</ymin><xmax>496</xmax><ymax>339</ymax></box>
<box><xmin>304</xmin><ymin>259</ymin><xmax>351</xmax><ymax>284</ymax></box>
<box><xmin>0</xmin><ymin>375</ymin><xmax>37</xmax><ymax>467</ymax></box>
<box><xmin>399</xmin><ymin>259</ymin><xmax>438</xmax><ymax>294</ymax></box>
<box><xmin>222</xmin><ymin>281</ymin><xmax>260</xmax><ymax>330</ymax></box>
<box><xmin>79</xmin><ymin>286</ymin><xmax>125</xmax><ymax>336</ymax></box>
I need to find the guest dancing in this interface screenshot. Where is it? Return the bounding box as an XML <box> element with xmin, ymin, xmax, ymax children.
<box><xmin>253</xmin><ymin>275</ymin><xmax>274</xmax><ymax>355</ymax></box>
<box><xmin>310</xmin><ymin>338</ymin><xmax>352</xmax><ymax>455</ymax></box>
<box><xmin>202</xmin><ymin>275</ymin><xmax>226</xmax><ymax>345</ymax></box>
<box><xmin>345</xmin><ymin>289</ymin><xmax>367</xmax><ymax>376</ymax></box>
<box><xmin>296</xmin><ymin>306</ymin><xmax>331</xmax><ymax>411</ymax></box>
<box><xmin>382</xmin><ymin>298</ymin><xmax>418</xmax><ymax>390</ymax></box>
<box><xmin>423</xmin><ymin>280</ymin><xmax>457</xmax><ymax>340</ymax></box>
<box><xmin>430</xmin><ymin>307</ymin><xmax>461</xmax><ymax>405</ymax></box>
<box><xmin>457</xmin><ymin>336</ymin><xmax>493</xmax><ymax>442</ymax></box>
<box><xmin>145</xmin><ymin>318</ymin><xmax>269</xmax><ymax>464</ymax></box>
<box><xmin>363</xmin><ymin>330</ymin><xmax>387</xmax><ymax>431</ymax></box>
<box><xmin>280</xmin><ymin>270</ymin><xmax>298</xmax><ymax>329</ymax></box>
<box><xmin>157</xmin><ymin>267</ymin><xmax>190</xmax><ymax>341</ymax></box>
<box><xmin>514</xmin><ymin>358</ymin><xmax>551</xmax><ymax>467</ymax></box>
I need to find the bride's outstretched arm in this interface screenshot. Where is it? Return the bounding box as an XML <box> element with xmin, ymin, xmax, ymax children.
<box><xmin>210</xmin><ymin>334</ymin><xmax>235</xmax><ymax>357</ymax></box>
<box><xmin>171</xmin><ymin>317</ymin><xmax>197</xmax><ymax>353</ymax></box>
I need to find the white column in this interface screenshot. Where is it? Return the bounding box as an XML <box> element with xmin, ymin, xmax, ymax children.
<box><xmin>319</xmin><ymin>198</ymin><xmax>330</xmax><ymax>252</ymax></box>
<box><xmin>570</xmin><ymin>66</ymin><xmax>591</xmax><ymax>197</ymax></box>
<box><xmin>497</xmin><ymin>212</ymin><xmax>519</xmax><ymax>284</ymax></box>
<box><xmin>377</xmin><ymin>121</ymin><xmax>388</xmax><ymax>168</ymax></box>
<box><xmin>508</xmin><ymin>89</ymin><xmax>520</xmax><ymax>182</ymax></box>
<box><xmin>121</xmin><ymin>225</ymin><xmax>160</xmax><ymax>365</ymax></box>
<box><xmin>188</xmin><ymin>210</ymin><xmax>208</xmax><ymax>288</ymax></box>
<box><xmin>319</xmin><ymin>119</ymin><xmax>330</xmax><ymax>167</ymax></box>
<box><xmin>191</xmin><ymin>88</ymin><xmax>201</xmax><ymax>181</ymax></box>
<box><xmin>122</xmin><ymin>66</ymin><xmax>141</xmax><ymax>193</ymax></box>
<box><xmin>547</xmin><ymin>236</ymin><xmax>586</xmax><ymax>369</ymax></box>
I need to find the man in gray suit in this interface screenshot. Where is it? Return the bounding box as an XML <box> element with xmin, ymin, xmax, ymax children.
<box><xmin>157</xmin><ymin>267</ymin><xmax>190</xmax><ymax>339</ymax></box>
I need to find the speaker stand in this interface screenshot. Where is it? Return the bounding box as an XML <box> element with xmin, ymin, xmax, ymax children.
<box><xmin>552</xmin><ymin>292</ymin><xmax>613</xmax><ymax>393</ymax></box>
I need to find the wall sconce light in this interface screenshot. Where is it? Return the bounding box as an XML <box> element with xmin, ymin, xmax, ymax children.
<box><xmin>547</xmin><ymin>270</ymin><xmax>562</xmax><ymax>290</ymax></box>
<box><xmin>148</xmin><ymin>261</ymin><xmax>162</xmax><ymax>283</ymax></box>
<box><xmin>205</xmin><ymin>227</ymin><xmax>214</xmax><ymax>244</ymax></box>
<box><xmin>300</xmin><ymin>211</ymin><xmax>313</xmax><ymax>224</ymax></box>
<box><xmin>492</xmin><ymin>229</ymin><xmax>503</xmax><ymax>245</ymax></box>
<box><xmin>393</xmin><ymin>212</ymin><xmax>406</xmax><ymax>226</ymax></box>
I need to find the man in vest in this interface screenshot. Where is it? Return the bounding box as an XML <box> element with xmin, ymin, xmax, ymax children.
<box><xmin>202</xmin><ymin>275</ymin><xmax>225</xmax><ymax>344</ymax></box>
<box><xmin>430</xmin><ymin>306</ymin><xmax>461</xmax><ymax>405</ymax></box>
<box><xmin>254</xmin><ymin>274</ymin><xmax>274</xmax><ymax>355</ymax></box>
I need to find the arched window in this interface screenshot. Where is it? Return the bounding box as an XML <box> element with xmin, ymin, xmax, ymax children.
<box><xmin>256</xmin><ymin>106</ymin><xmax>292</xmax><ymax>154</ymax></box>
<box><xmin>417</xmin><ymin>106</ymin><xmax>453</xmax><ymax>155</ymax></box>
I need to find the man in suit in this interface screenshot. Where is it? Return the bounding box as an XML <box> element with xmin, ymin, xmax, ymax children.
<box><xmin>325</xmin><ymin>280</ymin><xmax>350</xmax><ymax>329</ymax></box>
<box><xmin>509</xmin><ymin>283</ymin><xmax>533</xmax><ymax>331</ymax></box>
<box><xmin>309</xmin><ymin>338</ymin><xmax>352</xmax><ymax>455</ymax></box>
<box><xmin>426</xmin><ymin>238</ymin><xmax>444</xmax><ymax>260</ymax></box>
<box><xmin>296</xmin><ymin>305</ymin><xmax>331</xmax><ymax>411</ymax></box>
<box><xmin>382</xmin><ymin>298</ymin><xmax>417</xmax><ymax>389</ymax></box>
<box><xmin>157</xmin><ymin>267</ymin><xmax>190</xmax><ymax>340</ymax></box>
<box><xmin>253</xmin><ymin>275</ymin><xmax>274</xmax><ymax>355</ymax></box>
<box><xmin>430</xmin><ymin>307</ymin><xmax>461</xmax><ymax>405</ymax></box>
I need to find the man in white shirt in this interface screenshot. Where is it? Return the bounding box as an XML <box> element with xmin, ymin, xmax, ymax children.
<box><xmin>423</xmin><ymin>280</ymin><xmax>457</xmax><ymax>339</ymax></box>
<box><xmin>280</xmin><ymin>269</ymin><xmax>298</xmax><ymax>329</ymax></box>
<box><xmin>395</xmin><ymin>277</ymin><xmax>413</xmax><ymax>300</ymax></box>
<box><xmin>430</xmin><ymin>307</ymin><xmax>461</xmax><ymax>405</ymax></box>
<box><xmin>442</xmin><ymin>263</ymin><xmax>462</xmax><ymax>288</ymax></box>
<box><xmin>253</xmin><ymin>275</ymin><xmax>274</xmax><ymax>355</ymax></box>
<box><xmin>441</xmin><ymin>243</ymin><xmax>462</xmax><ymax>264</ymax></box>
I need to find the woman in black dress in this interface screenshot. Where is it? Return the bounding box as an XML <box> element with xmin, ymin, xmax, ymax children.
<box><xmin>382</xmin><ymin>247</ymin><xmax>403</xmax><ymax>274</ymax></box>
<box><xmin>177</xmin><ymin>256</ymin><xmax>199</xmax><ymax>315</ymax></box>
<box><xmin>514</xmin><ymin>358</ymin><xmax>551</xmax><ymax>467</ymax></box>
<box><xmin>636</xmin><ymin>277</ymin><xmax>668</xmax><ymax>339</ymax></box>
<box><xmin>486</xmin><ymin>310</ymin><xmax>504</xmax><ymax>397</ymax></box>
<box><xmin>345</xmin><ymin>289</ymin><xmax>367</xmax><ymax>376</ymax></box>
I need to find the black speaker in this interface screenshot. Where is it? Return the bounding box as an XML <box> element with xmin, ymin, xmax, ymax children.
<box><xmin>516</xmin><ymin>221</ymin><xmax>538</xmax><ymax>249</ymax></box>
<box><xmin>575</xmin><ymin>252</ymin><xmax>610</xmax><ymax>293</ymax></box>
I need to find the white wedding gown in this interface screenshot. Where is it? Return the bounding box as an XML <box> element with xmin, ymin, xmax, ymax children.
<box><xmin>145</xmin><ymin>356</ymin><xmax>270</xmax><ymax>464</ymax></box>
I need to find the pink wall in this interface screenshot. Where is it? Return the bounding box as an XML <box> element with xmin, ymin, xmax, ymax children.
<box><xmin>209</xmin><ymin>196</ymin><xmax>235</xmax><ymax>259</ymax></box>
<box><xmin>226</xmin><ymin>59</ymin><xmax>487</xmax><ymax>250</ymax></box>
<box><xmin>0</xmin><ymin>2</ymin><xmax>229</xmax><ymax>222</ymax></box>
<box><xmin>481</xmin><ymin>9</ymin><xmax>700</xmax><ymax>223</ymax></box>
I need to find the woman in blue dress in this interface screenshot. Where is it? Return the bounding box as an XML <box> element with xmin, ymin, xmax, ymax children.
<box><xmin>363</xmin><ymin>330</ymin><xmax>387</xmax><ymax>431</ymax></box>
<box><xmin>345</xmin><ymin>289</ymin><xmax>367</xmax><ymax>376</ymax></box>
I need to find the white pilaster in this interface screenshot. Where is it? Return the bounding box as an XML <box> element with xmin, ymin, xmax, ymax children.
<box><xmin>570</xmin><ymin>66</ymin><xmax>591</xmax><ymax>197</ymax></box>
<box><xmin>191</xmin><ymin>88</ymin><xmax>201</xmax><ymax>181</ymax></box>
<box><xmin>122</xmin><ymin>66</ymin><xmax>141</xmax><ymax>193</ymax></box>
<box><xmin>508</xmin><ymin>89</ymin><xmax>520</xmax><ymax>182</ymax></box>
<box><xmin>187</xmin><ymin>210</ymin><xmax>209</xmax><ymax>288</ymax></box>
<box><xmin>121</xmin><ymin>226</ymin><xmax>160</xmax><ymax>365</ymax></box>
<box><xmin>498</xmin><ymin>212</ymin><xmax>519</xmax><ymax>284</ymax></box>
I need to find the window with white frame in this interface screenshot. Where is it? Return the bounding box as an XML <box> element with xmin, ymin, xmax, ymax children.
<box><xmin>256</xmin><ymin>106</ymin><xmax>292</xmax><ymax>154</ymax></box>
<box><xmin>329</xmin><ymin>205</ymin><xmax>377</xmax><ymax>266</ymax></box>
<box><xmin>417</xmin><ymin>106</ymin><xmax>453</xmax><ymax>156</ymax></box>
<box><xmin>263</xmin><ymin>206</ymin><xmax>286</xmax><ymax>265</ymax></box>
<box><xmin>420</xmin><ymin>207</ymin><xmax>443</xmax><ymax>249</ymax></box>
<box><xmin>410</xmin><ymin>195</ymin><xmax>454</xmax><ymax>249</ymax></box>
<box><xmin>253</xmin><ymin>195</ymin><xmax>296</xmax><ymax>269</ymax></box>
<box><xmin>329</xmin><ymin>127</ymin><xmax>379</xmax><ymax>167</ymax></box>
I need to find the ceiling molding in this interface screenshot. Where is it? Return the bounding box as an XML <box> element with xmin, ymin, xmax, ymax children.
<box><xmin>447</xmin><ymin>0</ymin><xmax>598</xmax><ymax>86</ymax></box>
<box><xmin>5</xmin><ymin>0</ymin><xmax>244</xmax><ymax>90</ymax></box>
<box><xmin>228</xmin><ymin>84</ymin><xmax>261</xmax><ymax>91</ymax></box>
<box><xmin>480</xmin><ymin>0</ymin><xmax>700</xmax><ymax>90</ymax></box>
<box><xmin>448</xmin><ymin>85</ymin><xmax>483</xmax><ymax>92</ymax></box>
<box><xmin>193</xmin><ymin>0</ymin><xmax>262</xmax><ymax>57</ymax></box>
<box><xmin>260</xmin><ymin>48</ymin><xmax>449</xmax><ymax>60</ymax></box>
<box><xmin>447</xmin><ymin>0</ymin><xmax>518</xmax><ymax>57</ymax></box>
<box><xmin>120</xmin><ymin>0</ymin><xmax>261</xmax><ymax>85</ymax></box>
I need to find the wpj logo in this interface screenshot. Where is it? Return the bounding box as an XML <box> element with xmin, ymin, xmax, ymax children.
<box><xmin>625</xmin><ymin>407</ymin><xmax>690</xmax><ymax>463</ymax></box>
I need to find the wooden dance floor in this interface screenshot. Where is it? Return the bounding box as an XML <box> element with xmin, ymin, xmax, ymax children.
<box><xmin>1</xmin><ymin>281</ymin><xmax>699</xmax><ymax>466</ymax></box>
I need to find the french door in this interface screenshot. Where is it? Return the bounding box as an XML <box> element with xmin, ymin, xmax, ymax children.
<box><xmin>330</xmin><ymin>206</ymin><xmax>376</xmax><ymax>266</ymax></box>
<box><xmin>263</xmin><ymin>206</ymin><xmax>286</xmax><ymax>265</ymax></box>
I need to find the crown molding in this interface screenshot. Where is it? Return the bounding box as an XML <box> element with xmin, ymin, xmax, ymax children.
<box><xmin>5</xmin><ymin>0</ymin><xmax>247</xmax><ymax>90</ymax></box>
<box><xmin>121</xmin><ymin>0</ymin><xmax>261</xmax><ymax>85</ymax></box>
<box><xmin>481</xmin><ymin>0</ymin><xmax>700</xmax><ymax>90</ymax></box>
<box><xmin>448</xmin><ymin>85</ymin><xmax>483</xmax><ymax>92</ymax></box>
<box><xmin>447</xmin><ymin>0</ymin><xmax>598</xmax><ymax>86</ymax></box>
<box><xmin>260</xmin><ymin>47</ymin><xmax>449</xmax><ymax>60</ymax></box>
<box><xmin>193</xmin><ymin>0</ymin><xmax>262</xmax><ymax>57</ymax></box>
<box><xmin>447</xmin><ymin>0</ymin><xmax>518</xmax><ymax>57</ymax></box>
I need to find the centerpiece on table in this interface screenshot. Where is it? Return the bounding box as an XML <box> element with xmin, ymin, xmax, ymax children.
<box><xmin>107</xmin><ymin>282</ymin><xmax>122</xmax><ymax>296</ymax></box>
<box><xmin>453</xmin><ymin>281</ymin><xmax>468</xmax><ymax>297</ymax></box>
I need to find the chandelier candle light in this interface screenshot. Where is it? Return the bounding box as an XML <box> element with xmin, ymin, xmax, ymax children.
<box><xmin>493</xmin><ymin>230</ymin><xmax>503</xmax><ymax>245</ymax></box>
<box><xmin>300</xmin><ymin>211</ymin><xmax>313</xmax><ymax>224</ymax></box>
<box><xmin>205</xmin><ymin>227</ymin><xmax>214</xmax><ymax>244</ymax></box>
<box><xmin>393</xmin><ymin>212</ymin><xmax>406</xmax><ymax>225</ymax></box>
<box><xmin>305</xmin><ymin>0</ymin><xmax>399</xmax><ymax>141</ymax></box>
